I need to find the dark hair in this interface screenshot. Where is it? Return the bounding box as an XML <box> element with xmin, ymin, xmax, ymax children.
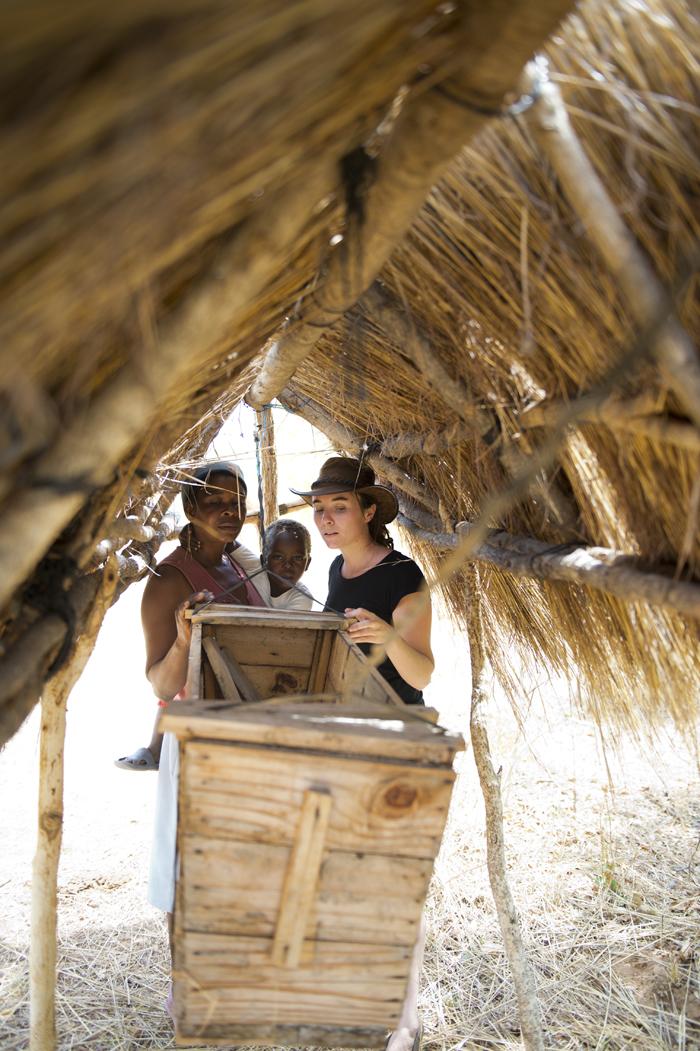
<box><xmin>181</xmin><ymin>461</ymin><xmax>247</xmax><ymax>512</ymax></box>
<box><xmin>262</xmin><ymin>519</ymin><xmax>312</xmax><ymax>563</ymax></box>
<box><xmin>358</xmin><ymin>492</ymin><xmax>394</xmax><ymax>549</ymax></box>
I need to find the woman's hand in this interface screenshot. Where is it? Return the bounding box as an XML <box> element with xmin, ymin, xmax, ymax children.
<box><xmin>345</xmin><ymin>607</ymin><xmax>394</xmax><ymax>646</ymax></box>
<box><xmin>175</xmin><ymin>590</ymin><xmax>214</xmax><ymax>648</ymax></box>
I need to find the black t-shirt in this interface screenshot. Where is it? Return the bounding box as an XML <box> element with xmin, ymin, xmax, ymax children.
<box><xmin>325</xmin><ymin>549</ymin><xmax>426</xmax><ymax>705</ymax></box>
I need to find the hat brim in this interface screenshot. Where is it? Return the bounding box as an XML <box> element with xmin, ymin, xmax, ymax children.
<box><xmin>290</xmin><ymin>482</ymin><xmax>398</xmax><ymax>524</ymax></box>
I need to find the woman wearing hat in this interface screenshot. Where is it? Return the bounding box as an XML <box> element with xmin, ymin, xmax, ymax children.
<box><xmin>293</xmin><ymin>455</ymin><xmax>432</xmax><ymax>1051</ymax></box>
<box><xmin>293</xmin><ymin>455</ymin><xmax>434</xmax><ymax>705</ymax></box>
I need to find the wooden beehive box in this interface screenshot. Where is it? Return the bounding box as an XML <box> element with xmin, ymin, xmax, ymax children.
<box><xmin>161</xmin><ymin>606</ymin><xmax>463</xmax><ymax>1048</ymax></box>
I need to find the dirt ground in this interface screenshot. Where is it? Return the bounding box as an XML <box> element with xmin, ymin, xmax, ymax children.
<box><xmin>2</xmin><ymin>512</ymin><xmax>700</xmax><ymax>1049</ymax></box>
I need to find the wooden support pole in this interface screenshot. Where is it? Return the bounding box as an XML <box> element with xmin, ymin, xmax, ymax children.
<box><xmin>255</xmin><ymin>406</ymin><xmax>279</xmax><ymax>535</ymax></box>
<box><xmin>398</xmin><ymin>514</ymin><xmax>700</xmax><ymax>620</ymax></box>
<box><xmin>466</xmin><ymin>567</ymin><xmax>544</xmax><ymax>1050</ymax></box>
<box><xmin>29</xmin><ymin>559</ymin><xmax>118</xmax><ymax>1051</ymax></box>
<box><xmin>245</xmin><ymin>0</ymin><xmax>574</xmax><ymax>410</ymax></box>
<box><xmin>522</xmin><ymin>67</ymin><xmax>700</xmax><ymax>431</ymax></box>
<box><xmin>0</xmin><ymin>163</ymin><xmax>335</xmax><ymax>613</ymax></box>
<box><xmin>521</xmin><ymin>397</ymin><xmax>700</xmax><ymax>454</ymax></box>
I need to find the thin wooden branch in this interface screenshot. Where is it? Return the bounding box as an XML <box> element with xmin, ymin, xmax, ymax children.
<box><xmin>0</xmin><ymin>163</ymin><xmax>335</xmax><ymax>613</ymax></box>
<box><xmin>255</xmin><ymin>406</ymin><xmax>278</xmax><ymax>534</ymax></box>
<box><xmin>29</xmin><ymin>558</ymin><xmax>118</xmax><ymax>1051</ymax></box>
<box><xmin>522</xmin><ymin>66</ymin><xmax>700</xmax><ymax>430</ymax></box>
<box><xmin>103</xmin><ymin>515</ymin><xmax>156</xmax><ymax>544</ymax></box>
<box><xmin>246</xmin><ymin>0</ymin><xmax>575</xmax><ymax>410</ymax></box>
<box><xmin>521</xmin><ymin>397</ymin><xmax>700</xmax><ymax>454</ymax></box>
<box><xmin>466</xmin><ymin>567</ymin><xmax>545</xmax><ymax>1051</ymax></box>
<box><xmin>379</xmin><ymin>419</ymin><xmax>476</xmax><ymax>459</ymax></box>
<box><xmin>362</xmin><ymin>283</ymin><xmax>493</xmax><ymax>435</ymax></box>
<box><xmin>398</xmin><ymin>514</ymin><xmax>700</xmax><ymax>620</ymax></box>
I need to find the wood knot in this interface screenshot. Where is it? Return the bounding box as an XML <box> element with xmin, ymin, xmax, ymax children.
<box><xmin>383</xmin><ymin>783</ymin><xmax>417</xmax><ymax>811</ymax></box>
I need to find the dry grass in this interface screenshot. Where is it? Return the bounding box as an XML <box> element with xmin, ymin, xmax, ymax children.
<box><xmin>291</xmin><ymin>0</ymin><xmax>700</xmax><ymax>728</ymax></box>
<box><xmin>2</xmin><ymin>636</ymin><xmax>700</xmax><ymax>1050</ymax></box>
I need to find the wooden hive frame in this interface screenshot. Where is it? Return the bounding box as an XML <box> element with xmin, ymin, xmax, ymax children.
<box><xmin>162</xmin><ymin>606</ymin><xmax>462</xmax><ymax>1046</ymax></box>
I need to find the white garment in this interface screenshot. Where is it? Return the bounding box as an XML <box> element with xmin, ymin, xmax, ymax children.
<box><xmin>147</xmin><ymin>729</ymin><xmax>179</xmax><ymax>912</ymax></box>
<box><xmin>147</xmin><ymin>542</ymin><xmax>263</xmax><ymax>914</ymax></box>
<box><xmin>252</xmin><ymin>568</ymin><xmax>314</xmax><ymax>610</ymax></box>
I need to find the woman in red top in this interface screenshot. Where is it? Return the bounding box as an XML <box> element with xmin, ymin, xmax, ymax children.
<box><xmin>145</xmin><ymin>462</ymin><xmax>265</xmax><ymax>922</ymax></box>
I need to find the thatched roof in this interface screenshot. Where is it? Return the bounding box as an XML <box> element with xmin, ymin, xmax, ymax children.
<box><xmin>1</xmin><ymin>0</ymin><xmax>699</xmax><ymax>744</ymax></box>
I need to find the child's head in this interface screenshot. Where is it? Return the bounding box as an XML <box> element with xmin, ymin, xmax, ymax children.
<box><xmin>262</xmin><ymin>519</ymin><xmax>312</xmax><ymax>591</ymax></box>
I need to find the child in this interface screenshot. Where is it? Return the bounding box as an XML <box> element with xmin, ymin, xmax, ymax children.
<box><xmin>258</xmin><ymin>518</ymin><xmax>313</xmax><ymax>610</ymax></box>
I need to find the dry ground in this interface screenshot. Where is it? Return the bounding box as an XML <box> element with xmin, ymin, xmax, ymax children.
<box><xmin>2</xmin><ymin>550</ymin><xmax>699</xmax><ymax>1049</ymax></box>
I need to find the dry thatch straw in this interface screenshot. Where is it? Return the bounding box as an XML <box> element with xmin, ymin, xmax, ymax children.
<box><xmin>288</xmin><ymin>0</ymin><xmax>700</xmax><ymax>731</ymax></box>
<box><xmin>0</xmin><ymin>0</ymin><xmax>697</xmax><ymax>736</ymax></box>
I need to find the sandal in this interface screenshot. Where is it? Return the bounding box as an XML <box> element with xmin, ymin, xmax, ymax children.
<box><xmin>385</xmin><ymin>1022</ymin><xmax>423</xmax><ymax>1051</ymax></box>
<box><xmin>114</xmin><ymin>746</ymin><xmax>159</xmax><ymax>771</ymax></box>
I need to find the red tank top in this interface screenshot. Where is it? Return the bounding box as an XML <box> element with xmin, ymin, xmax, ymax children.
<box><xmin>158</xmin><ymin>545</ymin><xmax>266</xmax><ymax>607</ymax></box>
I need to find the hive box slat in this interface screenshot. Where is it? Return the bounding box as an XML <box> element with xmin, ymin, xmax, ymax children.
<box><xmin>179</xmin><ymin>931</ymin><xmax>412</xmax><ymax>986</ymax></box>
<box><xmin>182</xmin><ymin>741</ymin><xmax>454</xmax><ymax>857</ymax></box>
<box><xmin>161</xmin><ymin>701</ymin><xmax>461</xmax><ymax>765</ymax></box>
<box><xmin>181</xmin><ymin>834</ymin><xmax>432</xmax><ymax>943</ymax></box>
<box><xmin>166</xmin><ymin>607</ymin><xmax>463</xmax><ymax>1047</ymax></box>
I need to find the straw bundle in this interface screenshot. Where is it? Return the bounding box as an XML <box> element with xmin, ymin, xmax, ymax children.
<box><xmin>288</xmin><ymin>0</ymin><xmax>700</xmax><ymax>728</ymax></box>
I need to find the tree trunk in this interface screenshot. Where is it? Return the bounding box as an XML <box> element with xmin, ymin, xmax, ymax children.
<box><xmin>467</xmin><ymin>566</ymin><xmax>545</xmax><ymax>1050</ymax></box>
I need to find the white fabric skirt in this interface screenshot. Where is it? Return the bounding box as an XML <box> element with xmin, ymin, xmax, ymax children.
<box><xmin>147</xmin><ymin>730</ymin><xmax>179</xmax><ymax>913</ymax></box>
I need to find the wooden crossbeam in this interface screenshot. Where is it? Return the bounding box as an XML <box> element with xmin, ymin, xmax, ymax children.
<box><xmin>398</xmin><ymin>514</ymin><xmax>700</xmax><ymax>620</ymax></box>
<box><xmin>522</xmin><ymin>66</ymin><xmax>700</xmax><ymax>431</ymax></box>
<box><xmin>521</xmin><ymin>397</ymin><xmax>700</xmax><ymax>453</ymax></box>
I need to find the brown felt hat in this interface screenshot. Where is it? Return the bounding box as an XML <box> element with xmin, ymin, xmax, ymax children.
<box><xmin>290</xmin><ymin>456</ymin><xmax>399</xmax><ymax>524</ymax></box>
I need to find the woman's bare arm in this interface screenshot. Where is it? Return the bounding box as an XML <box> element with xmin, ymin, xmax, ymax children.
<box><xmin>345</xmin><ymin>591</ymin><xmax>434</xmax><ymax>691</ymax></box>
<box><xmin>141</xmin><ymin>566</ymin><xmax>212</xmax><ymax>700</ymax></box>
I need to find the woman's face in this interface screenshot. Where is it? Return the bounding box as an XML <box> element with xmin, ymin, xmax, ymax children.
<box><xmin>186</xmin><ymin>472</ymin><xmax>247</xmax><ymax>545</ymax></box>
<box><xmin>311</xmin><ymin>491</ymin><xmax>375</xmax><ymax>549</ymax></box>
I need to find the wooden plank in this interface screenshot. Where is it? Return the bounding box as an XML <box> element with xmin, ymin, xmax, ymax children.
<box><xmin>310</xmin><ymin>628</ymin><xmax>334</xmax><ymax>693</ymax></box>
<box><xmin>236</xmin><ymin>662</ymin><xmax>310</xmax><ymax>697</ymax></box>
<box><xmin>327</xmin><ymin>632</ymin><xmax>404</xmax><ymax>707</ymax></box>
<box><xmin>176</xmin><ymin>1018</ymin><xmax>388</xmax><ymax>1047</ymax></box>
<box><xmin>190</xmin><ymin>606</ymin><xmax>346</xmax><ymax>630</ymax></box>
<box><xmin>180</xmin><ymin>931</ymin><xmax>411</xmax><ymax>986</ymax></box>
<box><xmin>162</xmin><ymin>702</ymin><xmax>464</xmax><ymax>765</ymax></box>
<box><xmin>202</xmin><ymin>654</ymin><xmax>218</xmax><ymax>701</ymax></box>
<box><xmin>326</xmin><ymin>632</ymin><xmax>350</xmax><ymax>693</ymax></box>
<box><xmin>216</xmin><ymin>625</ymin><xmax>318</xmax><ymax>670</ymax></box>
<box><xmin>271</xmin><ymin>789</ymin><xmax>332</xmax><ymax>967</ymax></box>
<box><xmin>201</xmin><ymin>638</ymin><xmax>243</xmax><ymax>702</ymax></box>
<box><xmin>217</xmin><ymin>649</ymin><xmax>260</xmax><ymax>703</ymax></box>
<box><xmin>178</xmin><ymin>982</ymin><xmax>400</xmax><ymax>1034</ymax></box>
<box><xmin>182</xmin><ymin>742</ymin><xmax>454</xmax><ymax>858</ymax></box>
<box><xmin>180</xmin><ymin>835</ymin><xmax>431</xmax><ymax>945</ymax></box>
<box><xmin>184</xmin><ymin>622</ymin><xmax>202</xmax><ymax>700</ymax></box>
